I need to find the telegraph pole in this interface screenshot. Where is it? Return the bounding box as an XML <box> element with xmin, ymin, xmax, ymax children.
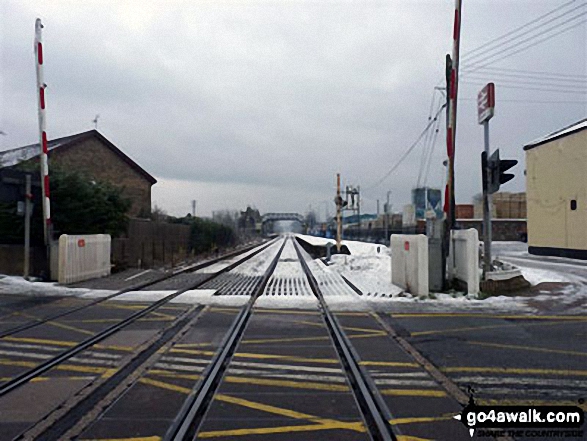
<box><xmin>192</xmin><ymin>199</ymin><xmax>197</xmax><ymax>217</ymax></box>
<box><xmin>335</xmin><ymin>174</ymin><xmax>343</xmax><ymax>252</ymax></box>
<box><xmin>357</xmin><ymin>186</ymin><xmax>361</xmax><ymax>240</ymax></box>
<box><xmin>385</xmin><ymin>191</ymin><xmax>391</xmax><ymax>244</ymax></box>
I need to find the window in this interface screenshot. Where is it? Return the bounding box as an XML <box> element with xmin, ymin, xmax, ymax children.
<box><xmin>570</xmin><ymin>200</ymin><xmax>577</xmax><ymax>211</ymax></box>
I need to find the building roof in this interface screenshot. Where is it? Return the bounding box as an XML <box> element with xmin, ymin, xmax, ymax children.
<box><xmin>523</xmin><ymin>117</ymin><xmax>587</xmax><ymax>151</ymax></box>
<box><xmin>0</xmin><ymin>130</ymin><xmax>156</xmax><ymax>184</ymax></box>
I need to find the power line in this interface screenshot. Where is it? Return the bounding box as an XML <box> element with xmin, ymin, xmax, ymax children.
<box><xmin>462</xmin><ymin>74</ymin><xmax>587</xmax><ymax>90</ymax></box>
<box><xmin>364</xmin><ymin>103</ymin><xmax>447</xmax><ymax>192</ymax></box>
<box><xmin>463</xmin><ymin>66</ymin><xmax>587</xmax><ymax>81</ymax></box>
<box><xmin>462</xmin><ymin>3</ymin><xmax>587</xmax><ymax>63</ymax></box>
<box><xmin>461</xmin><ymin>80</ymin><xmax>587</xmax><ymax>95</ymax></box>
<box><xmin>423</xmin><ymin>115</ymin><xmax>442</xmax><ymax>188</ymax></box>
<box><xmin>462</xmin><ymin>18</ymin><xmax>587</xmax><ymax>74</ymax></box>
<box><xmin>463</xmin><ymin>0</ymin><xmax>579</xmax><ymax>58</ymax></box>
<box><xmin>459</xmin><ymin>97</ymin><xmax>587</xmax><ymax>104</ymax></box>
<box><xmin>464</xmin><ymin>71</ymin><xmax>587</xmax><ymax>85</ymax></box>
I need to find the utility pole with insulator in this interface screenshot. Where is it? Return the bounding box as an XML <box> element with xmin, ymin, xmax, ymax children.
<box><xmin>34</xmin><ymin>18</ymin><xmax>53</xmax><ymax>257</ymax></box>
<box><xmin>335</xmin><ymin>174</ymin><xmax>343</xmax><ymax>252</ymax></box>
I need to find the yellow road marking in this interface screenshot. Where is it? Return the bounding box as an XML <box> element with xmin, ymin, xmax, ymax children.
<box><xmin>139</xmin><ymin>377</ymin><xmax>365</xmax><ymax>431</ymax></box>
<box><xmin>391</xmin><ymin>313</ymin><xmax>587</xmax><ymax>320</ymax></box>
<box><xmin>468</xmin><ymin>340</ymin><xmax>587</xmax><ymax>357</ymax></box>
<box><xmin>170</xmin><ymin>342</ymin><xmax>211</xmax><ymax>349</ymax></box>
<box><xmin>411</xmin><ymin>319</ymin><xmax>585</xmax><ymax>337</ymax></box>
<box><xmin>241</xmin><ymin>335</ymin><xmax>331</xmax><ymax>344</ymax></box>
<box><xmin>61</xmin><ymin>317</ymin><xmax>173</xmax><ymax>324</ymax></box>
<box><xmin>361</xmin><ymin>361</ymin><xmax>419</xmax><ymax>368</ymax></box>
<box><xmin>396</xmin><ymin>437</ymin><xmax>433</xmax><ymax>441</ymax></box>
<box><xmin>1</xmin><ymin>336</ymin><xmax>133</xmax><ymax>352</ymax></box>
<box><xmin>197</xmin><ymin>422</ymin><xmax>365</xmax><ymax>439</ymax></box>
<box><xmin>0</xmin><ymin>375</ymin><xmax>93</xmax><ymax>382</ymax></box>
<box><xmin>392</xmin><ymin>414</ymin><xmax>454</xmax><ymax>425</ymax></box>
<box><xmin>0</xmin><ymin>358</ymin><xmax>107</xmax><ymax>374</ymax></box>
<box><xmin>293</xmin><ymin>319</ymin><xmax>382</xmax><ymax>334</ymax></box>
<box><xmin>19</xmin><ymin>312</ymin><xmax>95</xmax><ymax>336</ymax></box>
<box><xmin>380</xmin><ymin>389</ymin><xmax>447</xmax><ymax>397</ymax></box>
<box><xmin>442</xmin><ymin>366</ymin><xmax>587</xmax><ymax>376</ymax></box>
<box><xmin>138</xmin><ymin>377</ymin><xmax>191</xmax><ymax>394</ymax></box>
<box><xmin>239</xmin><ymin>331</ymin><xmax>386</xmax><ymax>345</ymax></box>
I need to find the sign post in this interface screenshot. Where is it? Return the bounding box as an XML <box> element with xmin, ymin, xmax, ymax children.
<box><xmin>478</xmin><ymin>82</ymin><xmax>495</xmax><ymax>277</ymax></box>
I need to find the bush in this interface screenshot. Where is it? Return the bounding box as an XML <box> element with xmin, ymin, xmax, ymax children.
<box><xmin>0</xmin><ymin>167</ymin><xmax>131</xmax><ymax>244</ymax></box>
<box><xmin>170</xmin><ymin>214</ymin><xmax>236</xmax><ymax>254</ymax></box>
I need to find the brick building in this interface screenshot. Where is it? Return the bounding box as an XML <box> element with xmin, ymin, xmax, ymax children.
<box><xmin>0</xmin><ymin>130</ymin><xmax>156</xmax><ymax>217</ymax></box>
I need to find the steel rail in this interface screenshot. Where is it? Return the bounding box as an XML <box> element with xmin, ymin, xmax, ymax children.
<box><xmin>164</xmin><ymin>237</ymin><xmax>288</xmax><ymax>441</ymax></box>
<box><xmin>292</xmin><ymin>238</ymin><xmax>398</xmax><ymax>441</ymax></box>
<box><xmin>29</xmin><ymin>304</ymin><xmax>206</xmax><ymax>441</ymax></box>
<box><xmin>0</xmin><ymin>239</ymin><xmax>278</xmax><ymax>398</ymax></box>
<box><xmin>0</xmin><ymin>240</ymin><xmax>271</xmax><ymax>340</ymax></box>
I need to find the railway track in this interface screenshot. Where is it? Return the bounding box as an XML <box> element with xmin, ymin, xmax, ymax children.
<box><xmin>162</xmin><ymin>236</ymin><xmax>396</xmax><ymax>441</ymax></box>
<box><xmin>0</xmin><ymin>235</ymin><xmax>478</xmax><ymax>440</ymax></box>
<box><xmin>0</xmin><ymin>240</ymin><xmax>270</xmax><ymax>341</ymax></box>
<box><xmin>0</xmin><ymin>240</ymin><xmax>279</xmax><ymax>439</ymax></box>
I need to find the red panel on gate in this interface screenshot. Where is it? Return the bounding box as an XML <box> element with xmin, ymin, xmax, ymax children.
<box><xmin>404</xmin><ymin>241</ymin><xmax>410</xmax><ymax>251</ymax></box>
<box><xmin>78</xmin><ymin>239</ymin><xmax>86</xmax><ymax>247</ymax></box>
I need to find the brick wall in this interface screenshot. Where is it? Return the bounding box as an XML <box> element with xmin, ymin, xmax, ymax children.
<box><xmin>49</xmin><ymin>138</ymin><xmax>152</xmax><ymax>217</ymax></box>
<box><xmin>456</xmin><ymin>219</ymin><xmax>527</xmax><ymax>241</ymax></box>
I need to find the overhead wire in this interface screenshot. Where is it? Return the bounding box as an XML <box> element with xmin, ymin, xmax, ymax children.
<box><xmin>462</xmin><ymin>17</ymin><xmax>587</xmax><ymax>75</ymax></box>
<box><xmin>416</xmin><ymin>93</ymin><xmax>441</xmax><ymax>187</ymax></box>
<box><xmin>364</xmin><ymin>103</ymin><xmax>447</xmax><ymax>192</ymax></box>
<box><xmin>463</xmin><ymin>66</ymin><xmax>587</xmax><ymax>82</ymax></box>
<box><xmin>462</xmin><ymin>0</ymin><xmax>579</xmax><ymax>58</ymax></box>
<box><xmin>461</xmin><ymin>3</ymin><xmax>587</xmax><ymax>64</ymax></box>
<box><xmin>423</xmin><ymin>113</ymin><xmax>443</xmax><ymax>188</ymax></box>
<box><xmin>461</xmin><ymin>80</ymin><xmax>586</xmax><ymax>95</ymax></box>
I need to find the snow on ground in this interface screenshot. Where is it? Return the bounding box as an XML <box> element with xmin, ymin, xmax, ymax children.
<box><xmin>517</xmin><ymin>267</ymin><xmax>572</xmax><ymax>286</ymax></box>
<box><xmin>0</xmin><ymin>275</ymin><xmax>115</xmax><ymax>298</ymax></box>
<box><xmin>2</xmin><ymin>239</ymin><xmax>585</xmax><ymax>314</ymax></box>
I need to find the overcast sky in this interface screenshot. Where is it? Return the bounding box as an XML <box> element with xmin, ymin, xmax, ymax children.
<box><xmin>1</xmin><ymin>0</ymin><xmax>585</xmax><ymax>220</ymax></box>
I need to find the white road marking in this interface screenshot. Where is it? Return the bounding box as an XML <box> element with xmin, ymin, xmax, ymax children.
<box><xmin>455</xmin><ymin>376</ymin><xmax>587</xmax><ymax>389</ymax></box>
<box><xmin>125</xmin><ymin>269</ymin><xmax>152</xmax><ymax>281</ymax></box>
<box><xmin>0</xmin><ymin>350</ymin><xmax>119</xmax><ymax>367</ymax></box>
<box><xmin>373</xmin><ymin>379</ymin><xmax>438</xmax><ymax>387</ymax></box>
<box><xmin>159</xmin><ymin>356</ymin><xmax>345</xmax><ymax>374</ymax></box>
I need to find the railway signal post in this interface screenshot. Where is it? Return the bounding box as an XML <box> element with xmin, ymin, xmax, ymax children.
<box><xmin>478</xmin><ymin>82</ymin><xmax>496</xmax><ymax>276</ymax></box>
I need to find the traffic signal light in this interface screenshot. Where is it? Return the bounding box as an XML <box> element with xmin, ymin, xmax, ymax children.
<box><xmin>482</xmin><ymin>148</ymin><xmax>518</xmax><ymax>194</ymax></box>
<box><xmin>334</xmin><ymin>195</ymin><xmax>348</xmax><ymax>208</ymax></box>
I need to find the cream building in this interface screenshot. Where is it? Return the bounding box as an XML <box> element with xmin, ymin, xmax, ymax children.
<box><xmin>524</xmin><ymin>118</ymin><xmax>587</xmax><ymax>259</ymax></box>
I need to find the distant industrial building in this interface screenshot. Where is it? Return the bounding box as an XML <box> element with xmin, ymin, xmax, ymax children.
<box><xmin>524</xmin><ymin>118</ymin><xmax>587</xmax><ymax>259</ymax></box>
<box><xmin>0</xmin><ymin>130</ymin><xmax>156</xmax><ymax>217</ymax></box>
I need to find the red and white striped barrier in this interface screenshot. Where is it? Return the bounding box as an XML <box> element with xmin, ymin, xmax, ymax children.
<box><xmin>444</xmin><ymin>0</ymin><xmax>462</xmax><ymax>219</ymax></box>
<box><xmin>34</xmin><ymin>18</ymin><xmax>51</xmax><ymax>244</ymax></box>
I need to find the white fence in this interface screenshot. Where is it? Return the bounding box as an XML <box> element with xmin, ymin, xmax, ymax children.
<box><xmin>448</xmin><ymin>229</ymin><xmax>480</xmax><ymax>294</ymax></box>
<box><xmin>391</xmin><ymin>234</ymin><xmax>428</xmax><ymax>296</ymax></box>
<box><xmin>58</xmin><ymin>234</ymin><xmax>111</xmax><ymax>284</ymax></box>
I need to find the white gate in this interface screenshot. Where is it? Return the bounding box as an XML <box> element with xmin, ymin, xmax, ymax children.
<box><xmin>58</xmin><ymin>234</ymin><xmax>111</xmax><ymax>284</ymax></box>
